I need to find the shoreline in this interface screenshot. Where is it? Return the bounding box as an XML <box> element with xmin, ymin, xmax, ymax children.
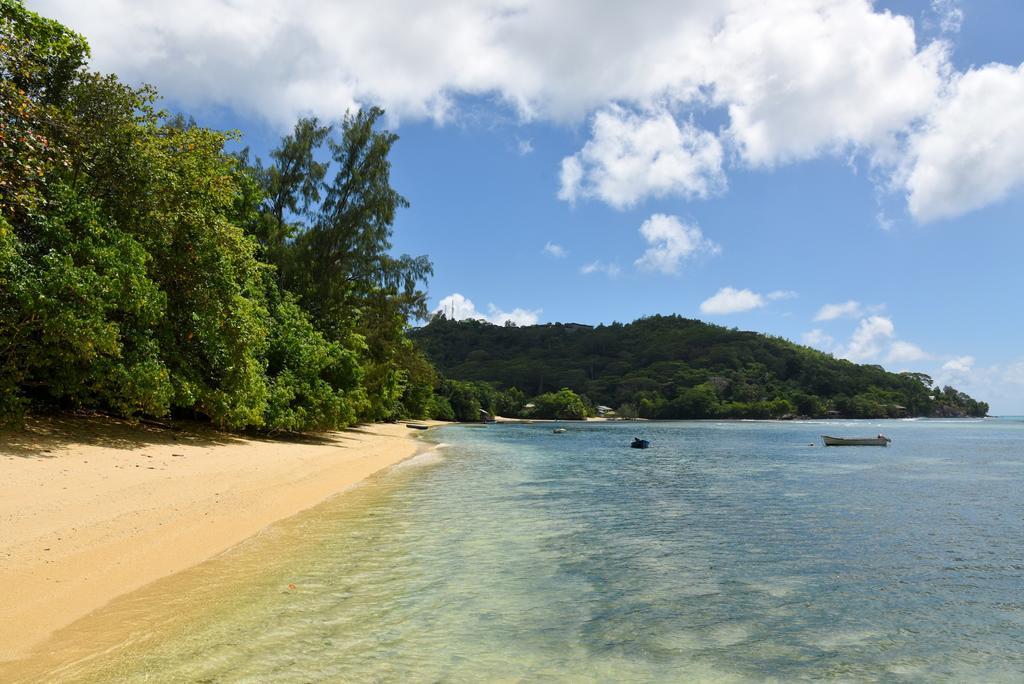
<box><xmin>0</xmin><ymin>415</ymin><xmax>441</xmax><ymax>663</ymax></box>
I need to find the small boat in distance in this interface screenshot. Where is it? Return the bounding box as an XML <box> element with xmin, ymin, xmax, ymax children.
<box><xmin>630</xmin><ymin>437</ymin><xmax>650</xmax><ymax>449</ymax></box>
<box><xmin>406</xmin><ymin>423</ymin><xmax>430</xmax><ymax>430</ymax></box>
<box><xmin>822</xmin><ymin>434</ymin><xmax>891</xmax><ymax>446</ymax></box>
<box><xmin>553</xmin><ymin>428</ymin><xmax>567</xmax><ymax>434</ymax></box>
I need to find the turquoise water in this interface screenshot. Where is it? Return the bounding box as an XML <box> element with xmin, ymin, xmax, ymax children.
<box><xmin>34</xmin><ymin>419</ymin><xmax>1024</xmax><ymax>681</ymax></box>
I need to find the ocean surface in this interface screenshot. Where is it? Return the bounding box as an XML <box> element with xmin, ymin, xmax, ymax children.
<box><xmin>25</xmin><ymin>419</ymin><xmax>1024</xmax><ymax>682</ymax></box>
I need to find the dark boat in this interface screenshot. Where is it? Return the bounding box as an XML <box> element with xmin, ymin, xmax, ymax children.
<box><xmin>822</xmin><ymin>434</ymin><xmax>891</xmax><ymax>446</ymax></box>
<box><xmin>630</xmin><ymin>437</ymin><xmax>650</xmax><ymax>449</ymax></box>
<box><xmin>406</xmin><ymin>423</ymin><xmax>430</xmax><ymax>430</ymax></box>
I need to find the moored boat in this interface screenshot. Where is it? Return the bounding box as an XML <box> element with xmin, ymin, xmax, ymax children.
<box><xmin>822</xmin><ymin>434</ymin><xmax>891</xmax><ymax>446</ymax></box>
<box><xmin>630</xmin><ymin>437</ymin><xmax>650</xmax><ymax>449</ymax></box>
<box><xmin>553</xmin><ymin>428</ymin><xmax>567</xmax><ymax>434</ymax></box>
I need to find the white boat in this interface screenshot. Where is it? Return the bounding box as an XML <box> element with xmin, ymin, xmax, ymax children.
<box><xmin>822</xmin><ymin>435</ymin><xmax>891</xmax><ymax>446</ymax></box>
<box><xmin>553</xmin><ymin>428</ymin><xmax>567</xmax><ymax>434</ymax></box>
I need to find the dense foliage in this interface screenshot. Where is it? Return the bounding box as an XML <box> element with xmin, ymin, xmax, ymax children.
<box><xmin>0</xmin><ymin>1</ymin><xmax>431</xmax><ymax>429</ymax></box>
<box><xmin>529</xmin><ymin>388</ymin><xmax>591</xmax><ymax>420</ymax></box>
<box><xmin>412</xmin><ymin>315</ymin><xmax>990</xmax><ymax>419</ymax></box>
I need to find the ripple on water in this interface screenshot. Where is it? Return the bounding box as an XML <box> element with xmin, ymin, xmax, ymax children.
<box><xmin>14</xmin><ymin>419</ymin><xmax>1024</xmax><ymax>682</ymax></box>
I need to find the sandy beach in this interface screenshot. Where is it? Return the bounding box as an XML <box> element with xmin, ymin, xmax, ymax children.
<box><xmin>0</xmin><ymin>415</ymin><xmax>436</xmax><ymax>663</ymax></box>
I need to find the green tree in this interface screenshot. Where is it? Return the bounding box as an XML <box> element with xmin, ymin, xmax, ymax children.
<box><xmin>531</xmin><ymin>388</ymin><xmax>589</xmax><ymax>420</ymax></box>
<box><xmin>241</xmin><ymin>107</ymin><xmax>434</xmax><ymax>421</ymax></box>
<box><xmin>237</xmin><ymin>117</ymin><xmax>331</xmax><ymax>267</ymax></box>
<box><xmin>0</xmin><ymin>2</ymin><xmax>397</xmax><ymax>431</ymax></box>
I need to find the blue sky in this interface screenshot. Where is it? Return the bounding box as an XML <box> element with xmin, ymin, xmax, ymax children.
<box><xmin>30</xmin><ymin>0</ymin><xmax>1024</xmax><ymax>412</ymax></box>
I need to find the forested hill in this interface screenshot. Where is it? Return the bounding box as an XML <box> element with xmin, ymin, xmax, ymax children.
<box><xmin>412</xmin><ymin>315</ymin><xmax>989</xmax><ymax>419</ymax></box>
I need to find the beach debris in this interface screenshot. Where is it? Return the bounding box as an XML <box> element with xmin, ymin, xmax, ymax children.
<box><xmin>288</xmin><ymin>583</ymin><xmax>297</xmax><ymax>590</ymax></box>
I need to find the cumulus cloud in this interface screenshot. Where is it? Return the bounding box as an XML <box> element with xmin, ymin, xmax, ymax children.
<box><xmin>936</xmin><ymin>355</ymin><xmax>1024</xmax><ymax>413</ymax></box>
<box><xmin>542</xmin><ymin>241</ymin><xmax>567</xmax><ymax>258</ymax></box>
<box><xmin>699</xmin><ymin>286</ymin><xmax>795</xmax><ymax>315</ymax></box>
<box><xmin>32</xmin><ymin>0</ymin><xmax>1024</xmax><ymax>219</ymax></box>
<box><xmin>558</xmin><ymin>107</ymin><xmax>725</xmax><ymax>208</ymax></box>
<box><xmin>886</xmin><ymin>340</ymin><xmax>931</xmax><ymax>364</ymax></box>
<box><xmin>822</xmin><ymin>315</ymin><xmax>929</xmax><ymax>367</ymax></box>
<box><xmin>708</xmin><ymin>0</ymin><xmax>948</xmax><ymax>167</ymax></box>
<box><xmin>839</xmin><ymin>315</ymin><xmax>895</xmax><ymax>362</ymax></box>
<box><xmin>580</xmin><ymin>261</ymin><xmax>621</xmax><ymax>277</ymax></box>
<box><xmin>814</xmin><ymin>300</ymin><xmax>864</xmax><ymax>321</ymax></box>
<box><xmin>935</xmin><ymin>356</ymin><xmax>1024</xmax><ymax>413</ymax></box>
<box><xmin>902</xmin><ymin>63</ymin><xmax>1024</xmax><ymax>221</ymax></box>
<box><xmin>634</xmin><ymin>214</ymin><xmax>720</xmax><ymax>274</ymax></box>
<box><xmin>435</xmin><ymin>293</ymin><xmax>540</xmax><ymax>326</ymax></box>
<box><xmin>941</xmin><ymin>355</ymin><xmax>975</xmax><ymax>375</ymax></box>
<box><xmin>802</xmin><ymin>329</ymin><xmax>835</xmax><ymax>350</ymax></box>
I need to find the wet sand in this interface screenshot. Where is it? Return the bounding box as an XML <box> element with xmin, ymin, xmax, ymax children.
<box><xmin>0</xmin><ymin>415</ymin><xmax>436</xmax><ymax>663</ymax></box>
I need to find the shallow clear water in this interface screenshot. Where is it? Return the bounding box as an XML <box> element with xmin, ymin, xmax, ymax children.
<box><xmin>30</xmin><ymin>419</ymin><xmax>1024</xmax><ymax>682</ymax></box>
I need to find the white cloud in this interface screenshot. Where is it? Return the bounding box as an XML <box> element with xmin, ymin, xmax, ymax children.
<box><xmin>634</xmin><ymin>214</ymin><xmax>720</xmax><ymax>274</ymax></box>
<box><xmin>709</xmin><ymin>1</ymin><xmax>948</xmax><ymax>168</ymax></box>
<box><xmin>559</xmin><ymin>106</ymin><xmax>725</xmax><ymax>208</ymax></box>
<box><xmin>435</xmin><ymin>292</ymin><xmax>540</xmax><ymax>326</ymax></box>
<box><xmin>802</xmin><ymin>329</ymin><xmax>835</xmax><ymax>350</ymax></box>
<box><xmin>699</xmin><ymin>286</ymin><xmax>796</xmax><ymax>315</ymax></box>
<box><xmin>886</xmin><ymin>340</ymin><xmax>930</xmax><ymax>364</ymax></box>
<box><xmin>486</xmin><ymin>304</ymin><xmax>541</xmax><ymax>326</ymax></box>
<box><xmin>542</xmin><ymin>241</ymin><xmax>567</xmax><ymax>258</ymax></box>
<box><xmin>517</xmin><ymin>138</ymin><xmax>534</xmax><ymax>156</ymax></box>
<box><xmin>839</xmin><ymin>315</ymin><xmax>895</xmax><ymax>362</ymax></box>
<box><xmin>876</xmin><ymin>211</ymin><xmax>895</xmax><ymax>231</ymax></box>
<box><xmin>828</xmin><ymin>315</ymin><xmax>929</xmax><ymax>367</ymax></box>
<box><xmin>580</xmin><ymin>261</ymin><xmax>621</xmax><ymax>277</ymax></box>
<box><xmin>902</xmin><ymin>63</ymin><xmax>1024</xmax><ymax>221</ymax></box>
<box><xmin>700</xmin><ymin>287</ymin><xmax>765</xmax><ymax>315</ymax></box>
<box><xmin>941</xmin><ymin>355</ymin><xmax>975</xmax><ymax>375</ymax></box>
<box><xmin>32</xmin><ymin>0</ymin><xmax>1024</xmax><ymax>219</ymax></box>
<box><xmin>931</xmin><ymin>0</ymin><xmax>964</xmax><ymax>34</ymax></box>
<box><xmin>938</xmin><ymin>356</ymin><xmax>1024</xmax><ymax>414</ymax></box>
<box><xmin>557</xmin><ymin>156</ymin><xmax>584</xmax><ymax>204</ymax></box>
<box><xmin>814</xmin><ymin>300</ymin><xmax>863</xmax><ymax>321</ymax></box>
<box><xmin>935</xmin><ymin>356</ymin><xmax>1024</xmax><ymax>414</ymax></box>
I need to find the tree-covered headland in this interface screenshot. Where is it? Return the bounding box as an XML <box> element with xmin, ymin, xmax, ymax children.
<box><xmin>412</xmin><ymin>316</ymin><xmax>990</xmax><ymax>420</ymax></box>
<box><xmin>0</xmin><ymin>1</ymin><xmax>434</xmax><ymax>430</ymax></box>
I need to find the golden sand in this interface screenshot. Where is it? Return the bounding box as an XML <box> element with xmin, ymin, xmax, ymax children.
<box><xmin>0</xmin><ymin>415</ymin><xmax>436</xmax><ymax>662</ymax></box>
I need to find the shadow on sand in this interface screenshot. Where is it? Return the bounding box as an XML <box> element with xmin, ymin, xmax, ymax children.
<box><xmin>0</xmin><ymin>412</ymin><xmax>348</xmax><ymax>459</ymax></box>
